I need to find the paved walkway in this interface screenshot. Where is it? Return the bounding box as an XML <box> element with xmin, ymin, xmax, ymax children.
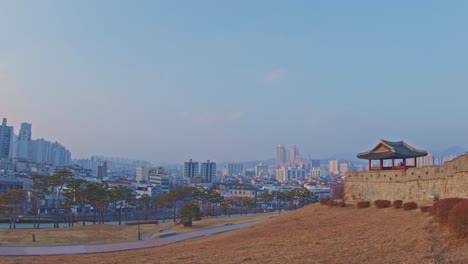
<box><xmin>141</xmin><ymin>224</ymin><xmax>173</xmax><ymax>241</ymax></box>
<box><xmin>0</xmin><ymin>220</ymin><xmax>265</xmax><ymax>256</ymax></box>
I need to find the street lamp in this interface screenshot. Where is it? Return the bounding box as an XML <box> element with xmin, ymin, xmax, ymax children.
<box><xmin>137</xmin><ymin>210</ymin><xmax>141</xmax><ymax>240</ymax></box>
<box><xmin>254</xmin><ymin>191</ymin><xmax>257</xmax><ymax>214</ymax></box>
<box><xmin>134</xmin><ymin>198</ymin><xmax>141</xmax><ymax>241</ymax></box>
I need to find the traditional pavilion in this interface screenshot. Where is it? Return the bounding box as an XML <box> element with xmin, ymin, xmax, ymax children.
<box><xmin>357</xmin><ymin>139</ymin><xmax>428</xmax><ymax>171</ymax></box>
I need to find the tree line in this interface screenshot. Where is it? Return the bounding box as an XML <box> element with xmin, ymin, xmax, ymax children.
<box><xmin>0</xmin><ymin>170</ymin><xmax>318</xmax><ymax>229</ymax></box>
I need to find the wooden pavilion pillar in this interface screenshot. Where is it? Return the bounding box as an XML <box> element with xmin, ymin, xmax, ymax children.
<box><xmin>403</xmin><ymin>159</ymin><xmax>407</xmax><ymax>170</ymax></box>
<box><xmin>414</xmin><ymin>157</ymin><xmax>417</xmax><ymax>168</ymax></box>
<box><xmin>368</xmin><ymin>160</ymin><xmax>371</xmax><ymax>171</ymax></box>
<box><xmin>379</xmin><ymin>159</ymin><xmax>383</xmax><ymax>170</ymax></box>
<box><xmin>391</xmin><ymin>158</ymin><xmax>395</xmax><ymax>170</ymax></box>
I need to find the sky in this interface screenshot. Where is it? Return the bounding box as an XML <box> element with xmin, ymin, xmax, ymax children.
<box><xmin>1</xmin><ymin>1</ymin><xmax>468</xmax><ymax>163</ymax></box>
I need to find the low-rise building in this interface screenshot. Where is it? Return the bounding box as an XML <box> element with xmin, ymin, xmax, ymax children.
<box><xmin>149</xmin><ymin>167</ymin><xmax>169</xmax><ymax>194</ymax></box>
<box><xmin>216</xmin><ymin>183</ymin><xmax>256</xmax><ymax>199</ymax></box>
<box><xmin>0</xmin><ymin>176</ymin><xmax>23</xmax><ymax>193</ymax></box>
<box><xmin>304</xmin><ymin>183</ymin><xmax>333</xmax><ymax>199</ymax></box>
<box><xmin>134</xmin><ymin>184</ymin><xmax>157</xmax><ymax>198</ymax></box>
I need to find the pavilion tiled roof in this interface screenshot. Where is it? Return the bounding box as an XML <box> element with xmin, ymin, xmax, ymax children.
<box><xmin>357</xmin><ymin>139</ymin><xmax>428</xmax><ymax>160</ymax></box>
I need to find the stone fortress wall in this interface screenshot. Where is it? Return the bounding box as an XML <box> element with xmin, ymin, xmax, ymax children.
<box><xmin>344</xmin><ymin>154</ymin><xmax>468</xmax><ymax>201</ymax></box>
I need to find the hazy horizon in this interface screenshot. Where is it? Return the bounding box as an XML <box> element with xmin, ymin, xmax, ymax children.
<box><xmin>2</xmin><ymin>1</ymin><xmax>468</xmax><ymax>163</ymax></box>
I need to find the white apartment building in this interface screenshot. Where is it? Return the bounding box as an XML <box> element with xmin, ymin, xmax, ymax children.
<box><xmin>276</xmin><ymin>167</ymin><xmax>307</xmax><ymax>183</ymax></box>
<box><xmin>136</xmin><ymin>166</ymin><xmax>149</xmax><ymax>182</ymax></box>
<box><xmin>149</xmin><ymin>167</ymin><xmax>169</xmax><ymax>194</ymax></box>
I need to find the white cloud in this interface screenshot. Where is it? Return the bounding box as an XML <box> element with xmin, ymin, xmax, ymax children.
<box><xmin>263</xmin><ymin>68</ymin><xmax>288</xmax><ymax>82</ymax></box>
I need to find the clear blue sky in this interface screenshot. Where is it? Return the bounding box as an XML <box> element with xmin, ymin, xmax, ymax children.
<box><xmin>1</xmin><ymin>1</ymin><xmax>467</xmax><ymax>162</ymax></box>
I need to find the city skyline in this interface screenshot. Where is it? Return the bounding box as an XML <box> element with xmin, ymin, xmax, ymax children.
<box><xmin>2</xmin><ymin>2</ymin><xmax>468</xmax><ymax>162</ymax></box>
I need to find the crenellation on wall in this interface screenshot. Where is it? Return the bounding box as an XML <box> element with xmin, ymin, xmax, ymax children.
<box><xmin>345</xmin><ymin>154</ymin><xmax>468</xmax><ymax>201</ymax></box>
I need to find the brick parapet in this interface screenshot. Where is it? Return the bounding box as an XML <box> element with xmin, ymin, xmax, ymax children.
<box><xmin>344</xmin><ymin>154</ymin><xmax>468</xmax><ymax>201</ymax></box>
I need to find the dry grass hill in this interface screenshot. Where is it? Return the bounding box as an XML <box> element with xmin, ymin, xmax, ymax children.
<box><xmin>1</xmin><ymin>203</ymin><xmax>467</xmax><ymax>264</ymax></box>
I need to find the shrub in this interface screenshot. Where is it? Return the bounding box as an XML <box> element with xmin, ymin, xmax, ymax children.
<box><xmin>420</xmin><ymin>206</ymin><xmax>431</xmax><ymax>213</ymax></box>
<box><xmin>403</xmin><ymin>202</ymin><xmax>418</xmax><ymax>210</ymax></box>
<box><xmin>357</xmin><ymin>201</ymin><xmax>370</xmax><ymax>208</ymax></box>
<box><xmin>328</xmin><ymin>200</ymin><xmax>338</xmax><ymax>207</ymax></box>
<box><xmin>448</xmin><ymin>200</ymin><xmax>468</xmax><ymax>238</ymax></box>
<box><xmin>392</xmin><ymin>200</ymin><xmax>403</xmax><ymax>209</ymax></box>
<box><xmin>178</xmin><ymin>203</ymin><xmax>202</xmax><ymax>225</ymax></box>
<box><xmin>433</xmin><ymin>198</ymin><xmax>467</xmax><ymax>224</ymax></box>
<box><xmin>320</xmin><ymin>198</ymin><xmax>330</xmax><ymax>206</ymax></box>
<box><xmin>338</xmin><ymin>201</ymin><xmax>346</xmax><ymax>208</ymax></box>
<box><xmin>374</xmin><ymin>200</ymin><xmax>391</xmax><ymax>208</ymax></box>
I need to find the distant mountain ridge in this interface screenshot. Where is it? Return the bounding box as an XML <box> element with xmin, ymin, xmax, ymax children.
<box><xmin>431</xmin><ymin>146</ymin><xmax>467</xmax><ymax>157</ymax></box>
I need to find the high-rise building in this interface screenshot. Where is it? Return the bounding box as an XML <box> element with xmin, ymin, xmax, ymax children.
<box><xmin>417</xmin><ymin>153</ymin><xmax>433</xmax><ymax>167</ymax></box>
<box><xmin>255</xmin><ymin>163</ymin><xmax>269</xmax><ymax>176</ymax></box>
<box><xmin>29</xmin><ymin>139</ymin><xmax>71</xmax><ymax>166</ymax></box>
<box><xmin>50</xmin><ymin>141</ymin><xmax>71</xmax><ymax>166</ymax></box>
<box><xmin>221</xmin><ymin>166</ymin><xmax>228</xmax><ymax>176</ymax></box>
<box><xmin>276</xmin><ymin>144</ymin><xmax>286</xmax><ymax>168</ymax></box>
<box><xmin>16</xmin><ymin>122</ymin><xmax>32</xmax><ymax>160</ymax></box>
<box><xmin>184</xmin><ymin>159</ymin><xmax>199</xmax><ymax>178</ymax></box>
<box><xmin>136</xmin><ymin>166</ymin><xmax>149</xmax><ymax>182</ymax></box>
<box><xmin>289</xmin><ymin>145</ymin><xmax>297</xmax><ymax>164</ymax></box>
<box><xmin>30</xmin><ymin>138</ymin><xmax>49</xmax><ymax>164</ymax></box>
<box><xmin>200</xmin><ymin>160</ymin><xmax>216</xmax><ymax>183</ymax></box>
<box><xmin>339</xmin><ymin>163</ymin><xmax>349</xmax><ymax>174</ymax></box>
<box><xmin>0</xmin><ymin>118</ymin><xmax>13</xmax><ymax>160</ymax></box>
<box><xmin>328</xmin><ymin>160</ymin><xmax>339</xmax><ymax>176</ymax></box>
<box><xmin>97</xmin><ymin>161</ymin><xmax>108</xmax><ymax>179</ymax></box>
<box><xmin>227</xmin><ymin>163</ymin><xmax>243</xmax><ymax>176</ymax></box>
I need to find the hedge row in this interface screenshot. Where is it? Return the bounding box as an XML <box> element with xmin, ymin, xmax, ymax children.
<box><xmin>432</xmin><ymin>198</ymin><xmax>466</xmax><ymax>224</ymax></box>
<box><xmin>392</xmin><ymin>200</ymin><xmax>403</xmax><ymax>209</ymax></box>
<box><xmin>419</xmin><ymin>206</ymin><xmax>431</xmax><ymax>213</ymax></box>
<box><xmin>374</xmin><ymin>200</ymin><xmax>391</xmax><ymax>208</ymax></box>
<box><xmin>320</xmin><ymin>198</ymin><xmax>329</xmax><ymax>205</ymax></box>
<box><xmin>403</xmin><ymin>202</ymin><xmax>418</xmax><ymax>210</ymax></box>
<box><xmin>448</xmin><ymin>200</ymin><xmax>468</xmax><ymax>238</ymax></box>
<box><xmin>322</xmin><ymin>197</ymin><xmax>467</xmax><ymax>239</ymax></box>
<box><xmin>430</xmin><ymin>198</ymin><xmax>468</xmax><ymax>239</ymax></box>
<box><xmin>357</xmin><ymin>201</ymin><xmax>370</xmax><ymax>208</ymax></box>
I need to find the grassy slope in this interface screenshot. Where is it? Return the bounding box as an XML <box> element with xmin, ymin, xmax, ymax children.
<box><xmin>0</xmin><ymin>204</ymin><xmax>467</xmax><ymax>264</ymax></box>
<box><xmin>0</xmin><ymin>213</ymin><xmax>276</xmax><ymax>246</ymax></box>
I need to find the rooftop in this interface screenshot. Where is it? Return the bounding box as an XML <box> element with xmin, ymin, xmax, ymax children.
<box><xmin>357</xmin><ymin>139</ymin><xmax>428</xmax><ymax>160</ymax></box>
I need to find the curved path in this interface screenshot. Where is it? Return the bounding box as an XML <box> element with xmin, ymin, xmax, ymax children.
<box><xmin>0</xmin><ymin>219</ymin><xmax>265</xmax><ymax>256</ymax></box>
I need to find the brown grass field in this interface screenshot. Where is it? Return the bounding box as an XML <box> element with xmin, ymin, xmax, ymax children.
<box><xmin>0</xmin><ymin>204</ymin><xmax>467</xmax><ymax>264</ymax></box>
<box><xmin>0</xmin><ymin>213</ymin><xmax>276</xmax><ymax>246</ymax></box>
<box><xmin>0</xmin><ymin>224</ymin><xmax>156</xmax><ymax>246</ymax></box>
